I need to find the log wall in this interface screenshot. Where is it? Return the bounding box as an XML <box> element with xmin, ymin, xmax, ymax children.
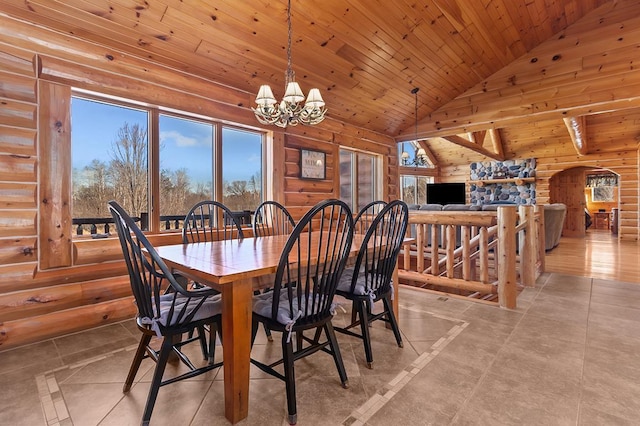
<box><xmin>0</xmin><ymin>15</ymin><xmax>396</xmax><ymax>351</ymax></box>
<box><xmin>536</xmin><ymin>152</ymin><xmax>639</xmax><ymax>240</ymax></box>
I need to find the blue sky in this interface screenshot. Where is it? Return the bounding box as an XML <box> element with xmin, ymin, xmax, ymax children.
<box><xmin>71</xmin><ymin>97</ymin><xmax>262</xmax><ymax>186</ymax></box>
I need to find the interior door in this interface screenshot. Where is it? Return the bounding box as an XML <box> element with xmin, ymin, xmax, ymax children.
<box><xmin>549</xmin><ymin>168</ymin><xmax>586</xmax><ymax>237</ymax></box>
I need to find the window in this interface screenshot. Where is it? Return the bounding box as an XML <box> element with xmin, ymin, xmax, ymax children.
<box><xmin>71</xmin><ymin>97</ymin><xmax>149</xmax><ymax>234</ymax></box>
<box><xmin>398</xmin><ymin>141</ymin><xmax>433</xmax><ymax>168</ymax></box>
<box><xmin>400</xmin><ymin>175</ymin><xmax>433</xmax><ymax>205</ymax></box>
<box><xmin>339</xmin><ymin>148</ymin><xmax>380</xmax><ymax>212</ymax></box>
<box><xmin>71</xmin><ymin>93</ymin><xmax>265</xmax><ymax>235</ymax></box>
<box><xmin>221</xmin><ymin>127</ymin><xmax>263</xmax><ymax>217</ymax></box>
<box><xmin>158</xmin><ymin>114</ymin><xmax>213</xmax><ymax>219</ymax></box>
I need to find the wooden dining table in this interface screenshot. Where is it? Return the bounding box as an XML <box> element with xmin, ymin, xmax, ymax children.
<box><xmin>153</xmin><ymin>232</ymin><xmax>402</xmax><ymax>424</ymax></box>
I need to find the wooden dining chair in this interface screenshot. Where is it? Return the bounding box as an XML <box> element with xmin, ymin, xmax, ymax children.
<box><xmin>252</xmin><ymin>200</ymin><xmax>296</xmax><ymax>341</ymax></box>
<box><xmin>253</xmin><ymin>200</ymin><xmax>296</xmax><ymax>237</ymax></box>
<box><xmin>353</xmin><ymin>200</ymin><xmax>387</xmax><ymax>235</ymax></box>
<box><xmin>250</xmin><ymin>199</ymin><xmax>354</xmax><ymax>425</ymax></box>
<box><xmin>181</xmin><ymin>200</ymin><xmax>244</xmax><ymax>356</ymax></box>
<box><xmin>334</xmin><ymin>200</ymin><xmax>409</xmax><ymax>368</ymax></box>
<box><xmin>182</xmin><ymin>200</ymin><xmax>244</xmax><ymax>243</ymax></box>
<box><xmin>108</xmin><ymin>201</ymin><xmax>223</xmax><ymax>426</ymax></box>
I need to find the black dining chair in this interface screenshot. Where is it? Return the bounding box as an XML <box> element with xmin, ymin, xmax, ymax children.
<box><xmin>252</xmin><ymin>200</ymin><xmax>296</xmax><ymax>341</ymax></box>
<box><xmin>253</xmin><ymin>200</ymin><xmax>296</xmax><ymax>237</ymax></box>
<box><xmin>250</xmin><ymin>199</ymin><xmax>354</xmax><ymax>425</ymax></box>
<box><xmin>334</xmin><ymin>199</ymin><xmax>409</xmax><ymax>368</ymax></box>
<box><xmin>182</xmin><ymin>200</ymin><xmax>244</xmax><ymax>243</ymax></box>
<box><xmin>181</xmin><ymin>200</ymin><xmax>244</xmax><ymax>357</ymax></box>
<box><xmin>108</xmin><ymin>200</ymin><xmax>223</xmax><ymax>426</ymax></box>
<box><xmin>353</xmin><ymin>200</ymin><xmax>387</xmax><ymax>235</ymax></box>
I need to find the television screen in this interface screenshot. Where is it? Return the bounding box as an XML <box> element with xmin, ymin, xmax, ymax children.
<box><xmin>426</xmin><ymin>183</ymin><xmax>466</xmax><ymax>205</ymax></box>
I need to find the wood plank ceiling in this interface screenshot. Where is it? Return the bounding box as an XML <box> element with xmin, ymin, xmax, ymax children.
<box><xmin>0</xmin><ymin>0</ymin><xmax>610</xmax><ymax>134</ymax></box>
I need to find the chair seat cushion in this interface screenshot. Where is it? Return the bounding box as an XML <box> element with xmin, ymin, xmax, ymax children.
<box><xmin>336</xmin><ymin>267</ymin><xmax>367</xmax><ymax>296</ymax></box>
<box><xmin>253</xmin><ymin>290</ymin><xmax>327</xmax><ymax>327</ymax></box>
<box><xmin>156</xmin><ymin>293</ymin><xmax>222</xmax><ymax>327</ymax></box>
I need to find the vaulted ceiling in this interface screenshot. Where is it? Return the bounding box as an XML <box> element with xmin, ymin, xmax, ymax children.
<box><xmin>0</xmin><ymin>0</ymin><xmax>609</xmax><ymax>130</ymax></box>
<box><xmin>2</xmin><ymin>0</ymin><xmax>639</xmax><ymax>167</ymax></box>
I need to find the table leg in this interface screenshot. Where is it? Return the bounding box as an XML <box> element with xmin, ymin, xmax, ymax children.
<box><xmin>221</xmin><ymin>278</ymin><xmax>253</xmax><ymax>423</ymax></box>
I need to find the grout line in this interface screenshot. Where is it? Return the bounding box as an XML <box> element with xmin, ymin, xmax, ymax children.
<box><xmin>575</xmin><ymin>276</ymin><xmax>594</xmax><ymax>425</ymax></box>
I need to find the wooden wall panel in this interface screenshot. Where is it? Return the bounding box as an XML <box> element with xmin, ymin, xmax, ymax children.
<box><xmin>0</xmin><ymin>298</ymin><xmax>136</xmax><ymax>350</ymax></box>
<box><xmin>0</xmin><ymin>154</ymin><xmax>37</xmax><ymax>182</ymax></box>
<box><xmin>0</xmin><ymin>261</ymin><xmax>127</xmax><ymax>294</ymax></box>
<box><xmin>0</xmin><ymin>237</ymin><xmax>36</xmax><ymax>265</ymax></box>
<box><xmin>0</xmin><ymin>276</ymin><xmax>131</xmax><ymax>322</ymax></box>
<box><xmin>0</xmin><ymin>210</ymin><xmax>36</xmax><ymax>237</ymax></box>
<box><xmin>0</xmin><ymin>70</ymin><xmax>36</xmax><ymax>102</ymax></box>
<box><xmin>0</xmin><ymin>182</ymin><xmax>37</xmax><ymax>209</ymax></box>
<box><xmin>0</xmin><ymin>126</ymin><xmax>37</xmax><ymax>156</ymax></box>
<box><xmin>38</xmin><ymin>80</ymin><xmax>72</xmax><ymax>269</ymax></box>
<box><xmin>0</xmin><ymin>99</ymin><xmax>36</xmax><ymax>129</ymax></box>
<box><xmin>0</xmin><ymin>46</ymin><xmax>35</xmax><ymax>76</ymax></box>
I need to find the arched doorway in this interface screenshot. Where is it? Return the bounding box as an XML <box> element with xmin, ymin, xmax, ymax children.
<box><xmin>549</xmin><ymin>166</ymin><xmax>619</xmax><ymax>238</ymax></box>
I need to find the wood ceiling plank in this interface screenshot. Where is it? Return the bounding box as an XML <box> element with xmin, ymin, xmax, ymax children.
<box><xmin>0</xmin><ymin>0</ymin><xmax>613</xmax><ymax>137</ymax></box>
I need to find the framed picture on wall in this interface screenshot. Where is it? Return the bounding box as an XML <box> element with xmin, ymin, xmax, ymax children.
<box><xmin>300</xmin><ymin>149</ymin><xmax>326</xmax><ymax>180</ymax></box>
<box><xmin>592</xmin><ymin>186</ymin><xmax>614</xmax><ymax>202</ymax></box>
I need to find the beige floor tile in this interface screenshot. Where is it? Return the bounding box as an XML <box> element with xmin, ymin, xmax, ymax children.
<box><xmin>5</xmin><ymin>274</ymin><xmax>640</xmax><ymax>426</ymax></box>
<box><xmin>0</xmin><ymin>340</ymin><xmax>63</xmax><ymax>376</ymax></box>
<box><xmin>578</xmin><ymin>403</ymin><xmax>638</xmax><ymax>425</ymax></box>
<box><xmin>451</xmin><ymin>371</ymin><xmax>580</xmax><ymax>425</ymax></box>
<box><xmin>52</xmin><ymin>323</ymin><xmax>137</xmax><ymax>358</ymax></box>
<box><xmin>102</xmin><ymin>379</ymin><xmax>214</xmax><ymax>425</ymax></box>
<box><xmin>513</xmin><ymin>313</ymin><xmax>587</xmax><ymax>345</ymax></box>
<box><xmin>60</xmin><ymin>382</ymin><xmax>128</xmax><ymax>425</ymax></box>
<box><xmin>368</xmin><ymin>355</ymin><xmax>482</xmax><ymax>426</ymax></box>
<box><xmin>581</xmin><ymin>367</ymin><xmax>640</xmax><ymax>421</ymax></box>
<box><xmin>0</xmin><ymin>368</ymin><xmax>48</xmax><ymax>426</ymax></box>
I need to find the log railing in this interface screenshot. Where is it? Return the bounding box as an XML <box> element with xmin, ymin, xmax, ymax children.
<box><xmin>398</xmin><ymin>205</ymin><xmax>544</xmax><ymax>308</ymax></box>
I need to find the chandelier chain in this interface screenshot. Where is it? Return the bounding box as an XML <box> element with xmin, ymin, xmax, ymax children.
<box><xmin>286</xmin><ymin>0</ymin><xmax>293</xmax><ymax>83</ymax></box>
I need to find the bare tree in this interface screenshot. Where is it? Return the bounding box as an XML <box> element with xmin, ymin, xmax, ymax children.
<box><xmin>160</xmin><ymin>168</ymin><xmax>191</xmax><ymax>215</ymax></box>
<box><xmin>109</xmin><ymin>123</ymin><xmax>148</xmax><ymax>215</ymax></box>
<box><xmin>73</xmin><ymin>159</ymin><xmax>113</xmax><ymax>218</ymax></box>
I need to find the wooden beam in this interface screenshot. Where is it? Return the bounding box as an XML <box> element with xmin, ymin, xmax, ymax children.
<box><xmin>563</xmin><ymin>116</ymin><xmax>588</xmax><ymax>155</ymax></box>
<box><xmin>440</xmin><ymin>135</ymin><xmax>506</xmax><ymax>161</ymax></box>
<box><xmin>417</xmin><ymin>140</ymin><xmax>438</xmax><ymax>167</ymax></box>
<box><xmin>488</xmin><ymin>129</ymin><xmax>505</xmax><ymax>160</ymax></box>
<box><xmin>469</xmin><ymin>130</ymin><xmax>487</xmax><ymax>146</ymax></box>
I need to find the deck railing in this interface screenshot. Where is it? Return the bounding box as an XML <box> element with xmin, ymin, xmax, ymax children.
<box><xmin>398</xmin><ymin>205</ymin><xmax>544</xmax><ymax>308</ymax></box>
<box><xmin>73</xmin><ymin>210</ymin><xmax>253</xmax><ymax>236</ymax></box>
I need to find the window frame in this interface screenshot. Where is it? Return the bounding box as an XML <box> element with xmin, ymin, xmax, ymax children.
<box><xmin>339</xmin><ymin>147</ymin><xmax>382</xmax><ymax>212</ymax></box>
<box><xmin>70</xmin><ymin>90</ymin><xmax>268</xmax><ymax>236</ymax></box>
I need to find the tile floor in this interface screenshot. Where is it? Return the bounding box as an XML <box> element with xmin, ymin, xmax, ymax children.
<box><xmin>2</xmin><ymin>272</ymin><xmax>640</xmax><ymax>425</ymax></box>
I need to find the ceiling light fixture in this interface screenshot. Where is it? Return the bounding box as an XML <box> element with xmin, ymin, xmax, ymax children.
<box><xmin>252</xmin><ymin>0</ymin><xmax>327</xmax><ymax>128</ymax></box>
<box><xmin>401</xmin><ymin>87</ymin><xmax>428</xmax><ymax>166</ymax></box>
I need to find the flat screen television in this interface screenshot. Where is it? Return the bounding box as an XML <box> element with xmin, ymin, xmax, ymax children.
<box><xmin>426</xmin><ymin>182</ymin><xmax>466</xmax><ymax>205</ymax></box>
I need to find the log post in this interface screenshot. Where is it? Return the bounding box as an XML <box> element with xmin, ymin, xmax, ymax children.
<box><xmin>479</xmin><ymin>227</ymin><xmax>489</xmax><ymax>283</ymax></box>
<box><xmin>497</xmin><ymin>206</ymin><xmax>517</xmax><ymax>309</ymax></box>
<box><xmin>416</xmin><ymin>223</ymin><xmax>425</xmax><ymax>273</ymax></box>
<box><xmin>519</xmin><ymin>205</ymin><xmax>536</xmax><ymax>287</ymax></box>
<box><xmin>535</xmin><ymin>205</ymin><xmax>546</xmax><ymax>272</ymax></box>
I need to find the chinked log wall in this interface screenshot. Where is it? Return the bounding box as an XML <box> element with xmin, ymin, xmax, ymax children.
<box><xmin>0</xmin><ymin>15</ymin><xmax>397</xmax><ymax>351</ymax></box>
